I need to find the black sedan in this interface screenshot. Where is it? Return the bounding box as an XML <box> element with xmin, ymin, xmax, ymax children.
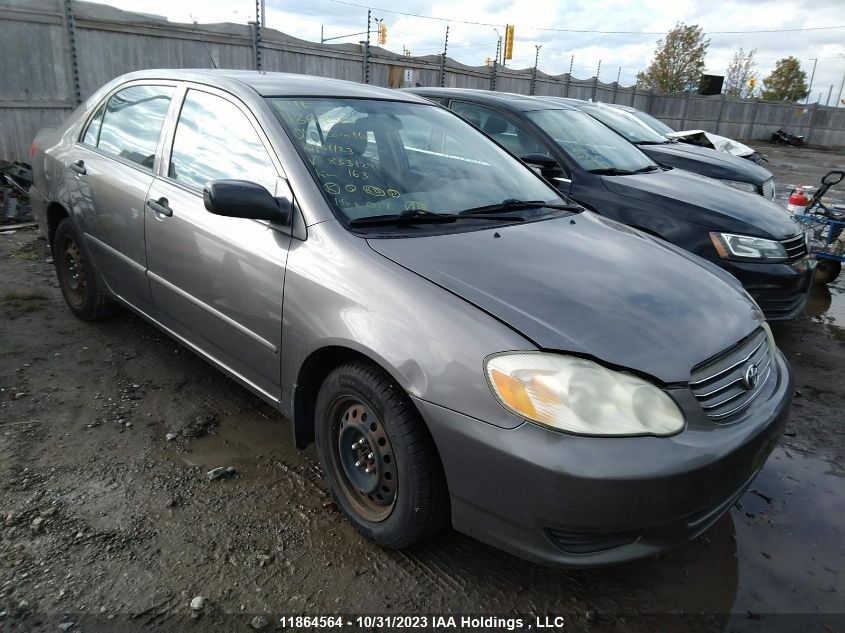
<box><xmin>554</xmin><ymin>98</ymin><xmax>775</xmax><ymax>199</ymax></box>
<box><xmin>406</xmin><ymin>88</ymin><xmax>813</xmax><ymax>321</ymax></box>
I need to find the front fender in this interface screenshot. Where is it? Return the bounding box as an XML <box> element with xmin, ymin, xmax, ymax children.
<box><xmin>280</xmin><ymin>221</ymin><xmax>534</xmax><ymax>431</ymax></box>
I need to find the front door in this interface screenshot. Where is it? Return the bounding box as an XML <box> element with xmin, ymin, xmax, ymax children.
<box><xmin>144</xmin><ymin>87</ymin><xmax>290</xmax><ymax>401</ymax></box>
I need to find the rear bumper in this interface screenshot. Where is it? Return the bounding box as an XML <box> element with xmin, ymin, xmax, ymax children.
<box><xmin>415</xmin><ymin>351</ymin><xmax>791</xmax><ymax>567</ymax></box>
<box><xmin>28</xmin><ymin>185</ymin><xmax>48</xmax><ymax>240</ymax></box>
<box><xmin>709</xmin><ymin>256</ymin><xmax>815</xmax><ymax>321</ymax></box>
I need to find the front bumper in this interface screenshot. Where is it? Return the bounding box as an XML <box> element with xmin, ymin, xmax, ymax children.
<box><xmin>415</xmin><ymin>351</ymin><xmax>792</xmax><ymax>568</ymax></box>
<box><xmin>709</xmin><ymin>256</ymin><xmax>815</xmax><ymax>321</ymax></box>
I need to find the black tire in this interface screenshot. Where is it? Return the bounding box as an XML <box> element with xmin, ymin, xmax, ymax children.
<box><xmin>315</xmin><ymin>360</ymin><xmax>449</xmax><ymax>548</ymax></box>
<box><xmin>52</xmin><ymin>217</ymin><xmax>115</xmax><ymax>320</ymax></box>
<box><xmin>814</xmin><ymin>259</ymin><xmax>841</xmax><ymax>286</ymax></box>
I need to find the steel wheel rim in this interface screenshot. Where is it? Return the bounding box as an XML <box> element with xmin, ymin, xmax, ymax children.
<box><xmin>329</xmin><ymin>396</ymin><xmax>397</xmax><ymax>522</ymax></box>
<box><xmin>60</xmin><ymin>237</ymin><xmax>86</xmax><ymax>308</ymax></box>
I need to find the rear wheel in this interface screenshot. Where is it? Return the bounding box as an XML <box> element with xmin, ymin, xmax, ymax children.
<box><xmin>814</xmin><ymin>259</ymin><xmax>841</xmax><ymax>285</ymax></box>
<box><xmin>53</xmin><ymin>218</ymin><xmax>115</xmax><ymax>320</ymax></box>
<box><xmin>315</xmin><ymin>360</ymin><xmax>449</xmax><ymax>548</ymax></box>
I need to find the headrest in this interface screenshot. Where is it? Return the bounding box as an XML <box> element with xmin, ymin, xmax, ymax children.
<box><xmin>483</xmin><ymin>115</ymin><xmax>508</xmax><ymax>135</ymax></box>
<box><xmin>326</xmin><ymin>121</ymin><xmax>368</xmax><ymax>155</ymax></box>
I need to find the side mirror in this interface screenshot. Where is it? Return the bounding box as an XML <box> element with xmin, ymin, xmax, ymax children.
<box><xmin>520</xmin><ymin>153</ymin><xmax>562</xmax><ymax>177</ymax></box>
<box><xmin>203</xmin><ymin>179</ymin><xmax>291</xmax><ymax>224</ymax></box>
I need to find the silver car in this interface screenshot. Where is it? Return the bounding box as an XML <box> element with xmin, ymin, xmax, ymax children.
<box><xmin>30</xmin><ymin>70</ymin><xmax>791</xmax><ymax>567</ymax></box>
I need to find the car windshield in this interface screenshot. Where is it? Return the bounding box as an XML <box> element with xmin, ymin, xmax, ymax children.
<box><xmin>628</xmin><ymin>109</ymin><xmax>676</xmax><ymax>136</ymax></box>
<box><xmin>582</xmin><ymin>106</ymin><xmax>668</xmax><ymax>144</ymax></box>
<box><xmin>266</xmin><ymin>98</ymin><xmax>563</xmax><ymax>222</ymax></box>
<box><xmin>525</xmin><ymin>109</ymin><xmax>656</xmax><ymax>173</ymax></box>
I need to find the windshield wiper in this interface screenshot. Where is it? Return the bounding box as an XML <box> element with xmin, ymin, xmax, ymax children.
<box><xmin>588</xmin><ymin>167</ymin><xmax>636</xmax><ymax>175</ymax></box>
<box><xmin>589</xmin><ymin>166</ymin><xmax>659</xmax><ymax>175</ymax></box>
<box><xmin>348</xmin><ymin>210</ymin><xmax>458</xmax><ymax>227</ymax></box>
<box><xmin>459</xmin><ymin>198</ymin><xmax>581</xmax><ymax>216</ymax></box>
<box><xmin>632</xmin><ymin>165</ymin><xmax>661</xmax><ymax>173</ymax></box>
<box><xmin>347</xmin><ymin>208</ymin><xmax>531</xmax><ymax>228</ymax></box>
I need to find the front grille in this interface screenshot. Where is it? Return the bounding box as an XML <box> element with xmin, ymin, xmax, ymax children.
<box><xmin>762</xmin><ymin>178</ymin><xmax>775</xmax><ymax>200</ymax></box>
<box><xmin>689</xmin><ymin>328</ymin><xmax>773</xmax><ymax>423</ymax></box>
<box><xmin>781</xmin><ymin>233</ymin><xmax>807</xmax><ymax>262</ymax></box>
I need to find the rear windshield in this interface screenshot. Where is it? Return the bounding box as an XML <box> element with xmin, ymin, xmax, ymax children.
<box><xmin>266</xmin><ymin>98</ymin><xmax>562</xmax><ymax>221</ymax></box>
<box><xmin>525</xmin><ymin>109</ymin><xmax>656</xmax><ymax>173</ymax></box>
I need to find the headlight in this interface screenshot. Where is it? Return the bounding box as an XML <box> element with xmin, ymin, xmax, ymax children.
<box><xmin>484</xmin><ymin>353</ymin><xmax>685</xmax><ymax>437</ymax></box>
<box><xmin>709</xmin><ymin>232</ymin><xmax>787</xmax><ymax>260</ymax></box>
<box><xmin>722</xmin><ymin>179</ymin><xmax>758</xmax><ymax>194</ymax></box>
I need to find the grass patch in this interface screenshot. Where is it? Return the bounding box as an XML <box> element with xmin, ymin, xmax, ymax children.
<box><xmin>3</xmin><ymin>289</ymin><xmax>49</xmax><ymax>302</ymax></box>
<box><xmin>13</xmin><ymin>251</ymin><xmax>38</xmax><ymax>261</ymax></box>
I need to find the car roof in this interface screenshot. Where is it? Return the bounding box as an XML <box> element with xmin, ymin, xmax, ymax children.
<box><xmin>109</xmin><ymin>69</ymin><xmax>428</xmax><ymax>102</ymax></box>
<box><xmin>405</xmin><ymin>87</ymin><xmax>581</xmax><ymax>113</ymax></box>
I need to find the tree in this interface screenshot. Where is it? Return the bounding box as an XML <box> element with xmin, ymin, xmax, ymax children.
<box><xmin>760</xmin><ymin>57</ymin><xmax>809</xmax><ymax>101</ymax></box>
<box><xmin>725</xmin><ymin>48</ymin><xmax>758</xmax><ymax>98</ymax></box>
<box><xmin>637</xmin><ymin>22</ymin><xmax>709</xmax><ymax>93</ymax></box>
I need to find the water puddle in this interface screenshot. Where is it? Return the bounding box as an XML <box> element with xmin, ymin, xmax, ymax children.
<box><xmin>804</xmin><ymin>277</ymin><xmax>845</xmax><ymax>340</ymax></box>
<box><xmin>726</xmin><ymin>446</ymin><xmax>844</xmax><ymax>625</ymax></box>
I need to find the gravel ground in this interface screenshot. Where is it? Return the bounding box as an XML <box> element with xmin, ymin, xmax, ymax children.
<box><xmin>0</xmin><ymin>143</ymin><xmax>843</xmax><ymax>633</ymax></box>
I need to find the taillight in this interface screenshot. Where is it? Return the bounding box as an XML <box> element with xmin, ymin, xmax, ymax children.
<box><xmin>29</xmin><ymin>141</ymin><xmax>36</xmax><ymax>160</ymax></box>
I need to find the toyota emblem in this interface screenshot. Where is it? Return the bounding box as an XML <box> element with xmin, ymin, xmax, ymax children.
<box><xmin>743</xmin><ymin>364</ymin><xmax>759</xmax><ymax>390</ymax></box>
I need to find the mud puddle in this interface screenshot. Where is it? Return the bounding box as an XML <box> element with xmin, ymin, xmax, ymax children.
<box><xmin>805</xmin><ymin>277</ymin><xmax>845</xmax><ymax>340</ymax></box>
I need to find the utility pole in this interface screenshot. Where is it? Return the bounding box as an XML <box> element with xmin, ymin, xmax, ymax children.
<box><xmin>827</xmin><ymin>84</ymin><xmax>834</xmax><ymax>107</ymax></box>
<box><xmin>439</xmin><ymin>26</ymin><xmax>449</xmax><ymax>87</ymax></box>
<box><xmin>530</xmin><ymin>44</ymin><xmax>542</xmax><ymax>95</ymax></box>
<box><xmin>806</xmin><ymin>58</ymin><xmax>817</xmax><ymax>104</ymax></box>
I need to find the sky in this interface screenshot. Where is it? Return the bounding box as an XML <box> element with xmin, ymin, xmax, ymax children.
<box><xmin>92</xmin><ymin>0</ymin><xmax>845</xmax><ymax>106</ymax></box>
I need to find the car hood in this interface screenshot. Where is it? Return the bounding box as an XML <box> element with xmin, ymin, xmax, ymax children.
<box><xmin>640</xmin><ymin>142</ymin><xmax>772</xmax><ymax>184</ymax></box>
<box><xmin>367</xmin><ymin>212</ymin><xmax>763</xmax><ymax>383</ymax></box>
<box><xmin>601</xmin><ymin>169</ymin><xmax>801</xmax><ymax>239</ymax></box>
<box><xmin>668</xmin><ymin>130</ymin><xmax>757</xmax><ymax>157</ymax></box>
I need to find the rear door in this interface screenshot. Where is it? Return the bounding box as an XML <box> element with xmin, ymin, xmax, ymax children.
<box><xmin>145</xmin><ymin>86</ymin><xmax>291</xmax><ymax>402</ymax></box>
<box><xmin>69</xmin><ymin>83</ymin><xmax>176</xmax><ymax>314</ymax></box>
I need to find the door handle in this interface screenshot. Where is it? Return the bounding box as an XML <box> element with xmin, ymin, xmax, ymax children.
<box><xmin>146</xmin><ymin>197</ymin><xmax>172</xmax><ymax>217</ymax></box>
<box><xmin>69</xmin><ymin>160</ymin><xmax>86</xmax><ymax>175</ymax></box>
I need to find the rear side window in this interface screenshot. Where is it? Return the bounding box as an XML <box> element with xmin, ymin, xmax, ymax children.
<box><xmin>168</xmin><ymin>90</ymin><xmax>277</xmax><ymax>192</ymax></box>
<box><xmin>96</xmin><ymin>85</ymin><xmax>174</xmax><ymax>170</ymax></box>
<box><xmin>81</xmin><ymin>104</ymin><xmax>105</xmax><ymax>146</ymax></box>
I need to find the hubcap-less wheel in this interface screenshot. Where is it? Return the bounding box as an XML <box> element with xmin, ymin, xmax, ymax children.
<box><xmin>331</xmin><ymin>398</ymin><xmax>397</xmax><ymax>522</ymax></box>
<box><xmin>60</xmin><ymin>237</ymin><xmax>86</xmax><ymax>308</ymax></box>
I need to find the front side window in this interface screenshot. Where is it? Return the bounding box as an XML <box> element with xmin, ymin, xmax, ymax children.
<box><xmin>97</xmin><ymin>85</ymin><xmax>174</xmax><ymax>170</ymax></box>
<box><xmin>630</xmin><ymin>110</ymin><xmax>676</xmax><ymax>136</ymax></box>
<box><xmin>168</xmin><ymin>90</ymin><xmax>277</xmax><ymax>192</ymax></box>
<box><xmin>450</xmin><ymin>101</ymin><xmax>549</xmax><ymax>157</ymax></box>
<box><xmin>267</xmin><ymin>98</ymin><xmax>561</xmax><ymax>222</ymax></box>
<box><xmin>526</xmin><ymin>109</ymin><xmax>657</xmax><ymax>173</ymax></box>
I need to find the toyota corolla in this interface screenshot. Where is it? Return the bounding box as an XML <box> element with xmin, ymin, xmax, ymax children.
<box><xmin>29</xmin><ymin>70</ymin><xmax>791</xmax><ymax>566</ymax></box>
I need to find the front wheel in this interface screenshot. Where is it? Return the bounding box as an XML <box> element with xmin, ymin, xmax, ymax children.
<box><xmin>814</xmin><ymin>259</ymin><xmax>841</xmax><ymax>285</ymax></box>
<box><xmin>315</xmin><ymin>361</ymin><xmax>449</xmax><ymax>548</ymax></box>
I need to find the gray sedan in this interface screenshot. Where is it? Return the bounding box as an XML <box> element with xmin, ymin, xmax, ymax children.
<box><xmin>29</xmin><ymin>70</ymin><xmax>791</xmax><ymax>567</ymax></box>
